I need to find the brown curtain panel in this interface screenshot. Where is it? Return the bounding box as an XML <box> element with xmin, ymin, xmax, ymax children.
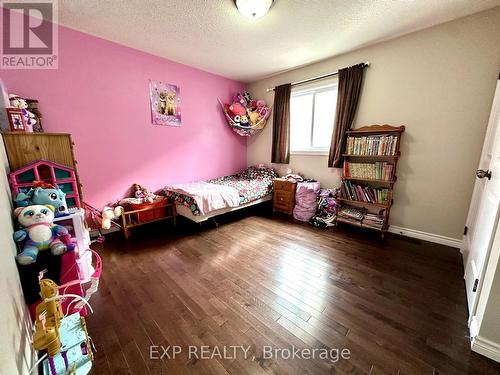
<box><xmin>271</xmin><ymin>83</ymin><xmax>292</xmax><ymax>164</ymax></box>
<box><xmin>328</xmin><ymin>63</ymin><xmax>366</xmax><ymax>167</ymax></box>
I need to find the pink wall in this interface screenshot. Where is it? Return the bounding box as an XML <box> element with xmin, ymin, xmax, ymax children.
<box><xmin>1</xmin><ymin>25</ymin><xmax>246</xmax><ymax>208</ymax></box>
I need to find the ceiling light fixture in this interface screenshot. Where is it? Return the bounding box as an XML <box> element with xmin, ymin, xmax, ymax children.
<box><xmin>234</xmin><ymin>0</ymin><xmax>274</xmax><ymax>19</ymax></box>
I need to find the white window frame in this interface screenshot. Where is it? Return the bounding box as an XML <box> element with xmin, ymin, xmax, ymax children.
<box><xmin>290</xmin><ymin>78</ymin><xmax>338</xmax><ymax>156</ymax></box>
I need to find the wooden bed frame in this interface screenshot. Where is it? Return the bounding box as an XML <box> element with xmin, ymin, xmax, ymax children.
<box><xmin>175</xmin><ymin>194</ymin><xmax>272</xmax><ymax>223</ymax></box>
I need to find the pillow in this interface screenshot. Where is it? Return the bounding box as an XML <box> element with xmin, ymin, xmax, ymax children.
<box><xmin>244</xmin><ymin>165</ymin><xmax>277</xmax><ymax>179</ymax></box>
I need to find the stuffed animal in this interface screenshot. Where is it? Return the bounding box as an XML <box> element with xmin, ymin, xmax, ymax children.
<box><xmin>13</xmin><ymin>205</ymin><xmax>70</xmax><ymax>265</ymax></box>
<box><xmin>240</xmin><ymin>114</ymin><xmax>250</xmax><ymax>127</ymax></box>
<box><xmin>224</xmin><ymin>104</ymin><xmax>234</xmax><ymax>118</ymax></box>
<box><xmin>132</xmin><ymin>183</ymin><xmax>157</xmax><ymax>203</ymax></box>
<box><xmin>26</xmin><ymin>99</ymin><xmax>43</xmax><ymax>132</ymax></box>
<box><xmin>256</xmin><ymin>99</ymin><xmax>266</xmax><ymax>108</ymax></box>
<box><xmin>229</xmin><ymin>102</ymin><xmax>246</xmax><ymax>116</ymax></box>
<box><xmin>101</xmin><ymin>206</ymin><xmax>123</xmax><ymax>230</ymax></box>
<box><xmin>15</xmin><ymin>181</ymin><xmax>69</xmax><ymax>217</ymax></box>
<box><xmin>249</xmin><ymin>111</ymin><xmax>261</xmax><ymax>125</ymax></box>
<box><xmin>9</xmin><ymin>94</ymin><xmax>36</xmax><ymax>132</ymax></box>
<box><xmin>243</xmin><ymin>91</ymin><xmax>252</xmax><ymax>104</ymax></box>
<box><xmin>232</xmin><ymin>93</ymin><xmax>248</xmax><ymax>107</ymax></box>
<box><xmin>257</xmin><ymin>105</ymin><xmax>269</xmax><ymax>118</ymax></box>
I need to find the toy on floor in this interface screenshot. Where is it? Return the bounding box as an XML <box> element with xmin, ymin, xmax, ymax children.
<box><xmin>59</xmin><ymin>249</ymin><xmax>102</xmax><ymax>316</ymax></box>
<box><xmin>14</xmin><ymin>205</ymin><xmax>72</xmax><ymax>265</ymax></box>
<box><xmin>294</xmin><ymin>181</ymin><xmax>321</xmax><ymax>222</ymax></box>
<box><xmin>15</xmin><ymin>181</ymin><xmax>69</xmax><ymax>217</ymax></box>
<box><xmin>33</xmin><ymin>279</ymin><xmax>64</xmax><ymax>356</ymax></box>
<box><xmin>309</xmin><ymin>188</ymin><xmax>340</xmax><ymax>228</ymax></box>
<box><xmin>32</xmin><ymin>279</ymin><xmax>93</xmax><ymax>375</ymax></box>
<box><xmin>83</xmin><ymin>202</ymin><xmax>121</xmax><ymax>243</ymax></box>
<box><xmin>100</xmin><ymin>206</ymin><xmax>124</xmax><ymax>230</ymax></box>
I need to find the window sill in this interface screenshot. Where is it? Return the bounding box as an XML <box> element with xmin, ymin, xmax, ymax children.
<box><xmin>291</xmin><ymin>150</ymin><xmax>329</xmax><ymax>156</ymax></box>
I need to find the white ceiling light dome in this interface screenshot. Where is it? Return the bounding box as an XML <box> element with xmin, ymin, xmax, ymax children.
<box><xmin>234</xmin><ymin>0</ymin><xmax>274</xmax><ymax>19</ymax></box>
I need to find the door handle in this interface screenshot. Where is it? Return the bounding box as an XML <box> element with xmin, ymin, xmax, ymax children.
<box><xmin>476</xmin><ymin>169</ymin><xmax>492</xmax><ymax>180</ymax></box>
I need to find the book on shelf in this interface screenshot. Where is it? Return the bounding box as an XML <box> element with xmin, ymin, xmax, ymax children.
<box><xmin>337</xmin><ymin>206</ymin><xmax>384</xmax><ymax>229</ymax></box>
<box><xmin>346</xmin><ymin>135</ymin><xmax>398</xmax><ymax>156</ymax></box>
<box><xmin>343</xmin><ymin>161</ymin><xmax>393</xmax><ymax>181</ymax></box>
<box><xmin>363</xmin><ymin>213</ymin><xmax>384</xmax><ymax>228</ymax></box>
<box><xmin>338</xmin><ymin>206</ymin><xmax>365</xmax><ymax>222</ymax></box>
<box><xmin>340</xmin><ymin>180</ymin><xmax>391</xmax><ymax>205</ymax></box>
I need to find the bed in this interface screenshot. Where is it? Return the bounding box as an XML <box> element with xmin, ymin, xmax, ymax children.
<box><xmin>161</xmin><ymin>166</ymin><xmax>277</xmax><ymax>223</ymax></box>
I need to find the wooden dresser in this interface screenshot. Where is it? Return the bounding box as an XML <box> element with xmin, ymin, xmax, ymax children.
<box><xmin>273</xmin><ymin>178</ymin><xmax>296</xmax><ymax>215</ymax></box>
<box><xmin>1</xmin><ymin>132</ymin><xmax>83</xmax><ymax>199</ymax></box>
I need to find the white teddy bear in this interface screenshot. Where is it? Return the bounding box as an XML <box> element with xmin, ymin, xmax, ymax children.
<box><xmin>101</xmin><ymin>206</ymin><xmax>124</xmax><ymax>230</ymax></box>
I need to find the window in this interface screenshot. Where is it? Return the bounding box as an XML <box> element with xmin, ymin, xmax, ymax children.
<box><xmin>290</xmin><ymin>78</ymin><xmax>338</xmax><ymax>154</ymax></box>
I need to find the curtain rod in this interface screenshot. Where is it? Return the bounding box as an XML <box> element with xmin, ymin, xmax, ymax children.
<box><xmin>265</xmin><ymin>62</ymin><xmax>370</xmax><ymax>92</ymax></box>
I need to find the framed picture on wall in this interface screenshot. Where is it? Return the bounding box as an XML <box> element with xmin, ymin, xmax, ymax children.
<box><xmin>149</xmin><ymin>80</ymin><xmax>182</xmax><ymax>127</ymax></box>
<box><xmin>6</xmin><ymin>108</ymin><xmax>26</xmax><ymax>132</ymax></box>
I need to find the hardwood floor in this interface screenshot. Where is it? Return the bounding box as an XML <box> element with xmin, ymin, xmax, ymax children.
<box><xmin>88</xmin><ymin>212</ymin><xmax>500</xmax><ymax>375</ymax></box>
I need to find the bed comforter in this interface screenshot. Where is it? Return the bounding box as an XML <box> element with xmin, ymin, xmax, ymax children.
<box><xmin>162</xmin><ymin>166</ymin><xmax>277</xmax><ymax>216</ymax></box>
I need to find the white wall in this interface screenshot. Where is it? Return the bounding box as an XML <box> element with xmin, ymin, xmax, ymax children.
<box><xmin>247</xmin><ymin>7</ymin><xmax>500</xmax><ymax>240</ymax></box>
<box><xmin>0</xmin><ymin>135</ymin><xmax>35</xmax><ymax>374</ymax></box>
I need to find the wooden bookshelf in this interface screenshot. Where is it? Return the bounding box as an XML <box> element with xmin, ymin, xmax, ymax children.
<box><xmin>337</xmin><ymin>124</ymin><xmax>405</xmax><ymax>237</ymax></box>
<box><xmin>337</xmin><ymin>198</ymin><xmax>391</xmax><ymax>209</ymax></box>
<box><xmin>342</xmin><ymin>176</ymin><xmax>396</xmax><ymax>185</ymax></box>
<box><xmin>343</xmin><ymin>154</ymin><xmax>400</xmax><ymax>160</ymax></box>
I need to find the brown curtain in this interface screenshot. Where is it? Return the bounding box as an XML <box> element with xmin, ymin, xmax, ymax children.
<box><xmin>328</xmin><ymin>63</ymin><xmax>366</xmax><ymax>168</ymax></box>
<box><xmin>271</xmin><ymin>83</ymin><xmax>292</xmax><ymax>164</ymax></box>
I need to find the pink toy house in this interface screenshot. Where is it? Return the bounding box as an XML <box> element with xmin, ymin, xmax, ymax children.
<box><xmin>8</xmin><ymin>159</ymin><xmax>81</xmax><ymax>209</ymax></box>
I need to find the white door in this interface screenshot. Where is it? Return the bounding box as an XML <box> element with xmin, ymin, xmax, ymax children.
<box><xmin>463</xmin><ymin>79</ymin><xmax>500</xmax><ymax>330</ymax></box>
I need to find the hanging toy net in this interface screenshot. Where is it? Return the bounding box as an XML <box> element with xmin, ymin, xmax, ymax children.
<box><xmin>218</xmin><ymin>91</ymin><xmax>272</xmax><ymax>137</ymax></box>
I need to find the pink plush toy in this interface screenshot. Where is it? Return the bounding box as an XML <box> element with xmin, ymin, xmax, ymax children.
<box><xmin>257</xmin><ymin>105</ymin><xmax>269</xmax><ymax>117</ymax></box>
<box><xmin>224</xmin><ymin>104</ymin><xmax>234</xmax><ymax>117</ymax></box>
<box><xmin>229</xmin><ymin>102</ymin><xmax>246</xmax><ymax>116</ymax></box>
<box><xmin>256</xmin><ymin>99</ymin><xmax>266</xmax><ymax>108</ymax></box>
<box><xmin>232</xmin><ymin>93</ymin><xmax>247</xmax><ymax>107</ymax></box>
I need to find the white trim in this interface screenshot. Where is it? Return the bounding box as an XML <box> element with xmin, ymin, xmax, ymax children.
<box><xmin>291</xmin><ymin>150</ymin><xmax>329</xmax><ymax>156</ymax></box>
<box><xmin>471</xmin><ymin>335</ymin><xmax>500</xmax><ymax>363</ymax></box>
<box><xmin>469</xmin><ymin>315</ymin><xmax>479</xmax><ymax>338</ymax></box>
<box><xmin>388</xmin><ymin>225</ymin><xmax>462</xmax><ymax>249</ymax></box>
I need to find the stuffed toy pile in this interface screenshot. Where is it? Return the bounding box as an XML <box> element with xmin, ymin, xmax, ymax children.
<box><xmin>13</xmin><ymin>204</ymin><xmax>73</xmax><ymax>265</ymax></box>
<box><xmin>15</xmin><ymin>181</ymin><xmax>69</xmax><ymax>217</ymax></box>
<box><xmin>222</xmin><ymin>91</ymin><xmax>271</xmax><ymax>136</ymax></box>
<box><xmin>9</xmin><ymin>94</ymin><xmax>37</xmax><ymax>132</ymax></box>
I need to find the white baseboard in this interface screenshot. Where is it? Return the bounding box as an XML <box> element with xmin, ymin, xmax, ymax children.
<box><xmin>472</xmin><ymin>335</ymin><xmax>500</xmax><ymax>363</ymax></box>
<box><xmin>388</xmin><ymin>225</ymin><xmax>462</xmax><ymax>249</ymax></box>
<box><xmin>469</xmin><ymin>315</ymin><xmax>479</xmax><ymax>338</ymax></box>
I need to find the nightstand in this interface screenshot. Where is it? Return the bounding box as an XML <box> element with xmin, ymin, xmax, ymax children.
<box><xmin>273</xmin><ymin>178</ymin><xmax>296</xmax><ymax>215</ymax></box>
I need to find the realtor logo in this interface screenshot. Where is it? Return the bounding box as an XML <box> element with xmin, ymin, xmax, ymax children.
<box><xmin>1</xmin><ymin>0</ymin><xmax>58</xmax><ymax>69</ymax></box>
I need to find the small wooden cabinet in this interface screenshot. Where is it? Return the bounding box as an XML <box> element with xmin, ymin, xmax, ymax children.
<box><xmin>2</xmin><ymin>132</ymin><xmax>83</xmax><ymax>199</ymax></box>
<box><xmin>273</xmin><ymin>178</ymin><xmax>296</xmax><ymax>215</ymax></box>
